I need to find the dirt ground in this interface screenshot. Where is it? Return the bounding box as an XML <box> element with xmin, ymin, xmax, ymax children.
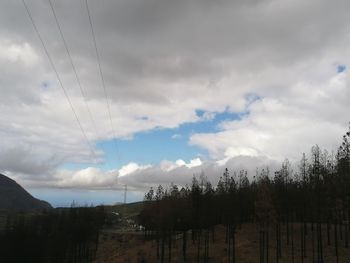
<box><xmin>94</xmin><ymin>223</ymin><xmax>350</xmax><ymax>263</ymax></box>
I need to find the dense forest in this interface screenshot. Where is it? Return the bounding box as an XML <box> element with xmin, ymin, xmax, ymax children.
<box><xmin>139</xmin><ymin>123</ymin><xmax>350</xmax><ymax>263</ymax></box>
<box><xmin>0</xmin><ymin>206</ymin><xmax>105</xmax><ymax>263</ymax></box>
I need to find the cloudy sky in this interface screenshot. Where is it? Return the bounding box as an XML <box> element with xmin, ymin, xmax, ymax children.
<box><xmin>1</xmin><ymin>0</ymin><xmax>349</xmax><ymax>206</ymax></box>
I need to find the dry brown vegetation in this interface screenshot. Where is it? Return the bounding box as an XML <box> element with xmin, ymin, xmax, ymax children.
<box><xmin>94</xmin><ymin>223</ymin><xmax>350</xmax><ymax>263</ymax></box>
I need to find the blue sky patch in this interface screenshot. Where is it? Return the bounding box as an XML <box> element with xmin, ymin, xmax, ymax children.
<box><xmin>62</xmin><ymin>108</ymin><xmax>246</xmax><ymax>171</ymax></box>
<box><xmin>40</xmin><ymin>81</ymin><xmax>49</xmax><ymax>90</ymax></box>
<box><xmin>29</xmin><ymin>188</ymin><xmax>143</xmax><ymax>207</ymax></box>
<box><xmin>337</xmin><ymin>64</ymin><xmax>346</xmax><ymax>73</ymax></box>
<box><xmin>245</xmin><ymin>93</ymin><xmax>261</xmax><ymax>105</ymax></box>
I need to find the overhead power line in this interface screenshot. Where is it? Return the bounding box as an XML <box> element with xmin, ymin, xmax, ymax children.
<box><xmin>47</xmin><ymin>0</ymin><xmax>99</xmax><ymax>138</ymax></box>
<box><xmin>85</xmin><ymin>0</ymin><xmax>120</xmax><ymax>160</ymax></box>
<box><xmin>21</xmin><ymin>0</ymin><xmax>98</xmax><ymax>163</ymax></box>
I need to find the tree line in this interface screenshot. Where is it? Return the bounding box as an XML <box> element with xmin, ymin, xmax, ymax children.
<box><xmin>139</xmin><ymin>123</ymin><xmax>350</xmax><ymax>262</ymax></box>
<box><xmin>0</xmin><ymin>206</ymin><xmax>105</xmax><ymax>263</ymax></box>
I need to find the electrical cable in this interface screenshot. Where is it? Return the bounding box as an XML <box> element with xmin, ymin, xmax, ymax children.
<box><xmin>85</xmin><ymin>0</ymin><xmax>120</xmax><ymax>161</ymax></box>
<box><xmin>21</xmin><ymin>0</ymin><xmax>98</xmax><ymax>163</ymax></box>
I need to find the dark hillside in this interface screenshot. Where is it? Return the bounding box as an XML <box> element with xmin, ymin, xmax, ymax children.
<box><xmin>0</xmin><ymin>173</ymin><xmax>51</xmax><ymax>210</ymax></box>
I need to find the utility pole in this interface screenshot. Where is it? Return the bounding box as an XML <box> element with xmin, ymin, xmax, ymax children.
<box><xmin>123</xmin><ymin>184</ymin><xmax>127</xmax><ymax>204</ymax></box>
<box><xmin>123</xmin><ymin>184</ymin><xmax>127</xmax><ymax>220</ymax></box>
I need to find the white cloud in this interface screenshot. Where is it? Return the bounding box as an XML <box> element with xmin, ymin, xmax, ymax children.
<box><xmin>114</xmin><ymin>156</ymin><xmax>280</xmax><ymax>190</ymax></box>
<box><xmin>16</xmin><ymin>156</ymin><xmax>278</xmax><ymax>190</ymax></box>
<box><xmin>159</xmin><ymin>158</ymin><xmax>203</xmax><ymax>172</ymax></box>
<box><xmin>118</xmin><ymin>162</ymin><xmax>151</xmax><ymax>177</ymax></box>
<box><xmin>175</xmin><ymin>159</ymin><xmax>186</xmax><ymax>167</ymax></box>
<box><xmin>185</xmin><ymin>158</ymin><xmax>202</xmax><ymax>168</ymax></box>
<box><xmin>0</xmin><ymin>41</ymin><xmax>38</xmax><ymax>65</ymax></box>
<box><xmin>190</xmin><ymin>70</ymin><xmax>349</xmax><ymax>162</ymax></box>
<box><xmin>0</xmin><ymin>0</ymin><xmax>350</xmax><ymax>190</ymax></box>
<box><xmin>171</xmin><ymin>134</ymin><xmax>182</xmax><ymax>139</ymax></box>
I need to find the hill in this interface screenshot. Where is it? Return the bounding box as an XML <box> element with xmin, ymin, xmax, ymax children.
<box><xmin>105</xmin><ymin>201</ymin><xmax>144</xmax><ymax>219</ymax></box>
<box><xmin>0</xmin><ymin>173</ymin><xmax>52</xmax><ymax>211</ymax></box>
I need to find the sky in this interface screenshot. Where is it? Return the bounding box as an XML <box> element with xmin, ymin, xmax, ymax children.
<box><xmin>1</xmin><ymin>0</ymin><xmax>350</xmax><ymax>207</ymax></box>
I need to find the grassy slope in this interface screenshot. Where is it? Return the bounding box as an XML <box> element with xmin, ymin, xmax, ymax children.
<box><xmin>104</xmin><ymin>202</ymin><xmax>144</xmax><ymax>220</ymax></box>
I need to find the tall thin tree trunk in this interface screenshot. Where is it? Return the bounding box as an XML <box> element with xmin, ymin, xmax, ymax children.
<box><xmin>226</xmin><ymin>224</ymin><xmax>229</xmax><ymax>243</ymax></box>
<box><xmin>182</xmin><ymin>230</ymin><xmax>187</xmax><ymax>261</ymax></box>
<box><xmin>228</xmin><ymin>225</ymin><xmax>231</xmax><ymax>263</ymax></box>
<box><xmin>157</xmin><ymin>231</ymin><xmax>160</xmax><ymax>259</ymax></box>
<box><xmin>286</xmin><ymin>214</ymin><xmax>290</xmax><ymax>245</ymax></box>
<box><xmin>335</xmin><ymin>222</ymin><xmax>339</xmax><ymax>263</ymax></box>
<box><xmin>345</xmin><ymin>211</ymin><xmax>349</xmax><ymax>248</ymax></box>
<box><xmin>303</xmin><ymin>222</ymin><xmax>307</xmax><ymax>258</ymax></box>
<box><xmin>301</xmin><ymin>224</ymin><xmax>304</xmax><ymax>263</ymax></box>
<box><xmin>260</xmin><ymin>230</ymin><xmax>264</xmax><ymax>263</ymax></box>
<box><xmin>319</xmin><ymin>223</ymin><xmax>323</xmax><ymax>262</ymax></box>
<box><xmin>161</xmin><ymin>233</ymin><xmax>165</xmax><ymax>263</ymax></box>
<box><xmin>266</xmin><ymin>229</ymin><xmax>269</xmax><ymax>263</ymax></box>
<box><xmin>168</xmin><ymin>231</ymin><xmax>172</xmax><ymax>262</ymax></box>
<box><xmin>276</xmin><ymin>224</ymin><xmax>279</xmax><ymax>263</ymax></box>
<box><xmin>205</xmin><ymin>229</ymin><xmax>210</xmax><ymax>263</ymax></box>
<box><xmin>327</xmin><ymin>221</ymin><xmax>331</xmax><ymax>246</ymax></box>
<box><xmin>197</xmin><ymin>230</ymin><xmax>201</xmax><ymax>263</ymax></box>
<box><xmin>291</xmin><ymin>222</ymin><xmax>294</xmax><ymax>263</ymax></box>
<box><xmin>311</xmin><ymin>221</ymin><xmax>315</xmax><ymax>263</ymax></box>
<box><xmin>211</xmin><ymin>226</ymin><xmax>215</xmax><ymax>243</ymax></box>
<box><xmin>232</xmin><ymin>226</ymin><xmax>235</xmax><ymax>263</ymax></box>
<box><xmin>339</xmin><ymin>211</ymin><xmax>343</xmax><ymax>241</ymax></box>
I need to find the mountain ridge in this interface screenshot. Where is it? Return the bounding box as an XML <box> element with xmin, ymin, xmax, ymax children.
<box><xmin>0</xmin><ymin>173</ymin><xmax>52</xmax><ymax>210</ymax></box>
